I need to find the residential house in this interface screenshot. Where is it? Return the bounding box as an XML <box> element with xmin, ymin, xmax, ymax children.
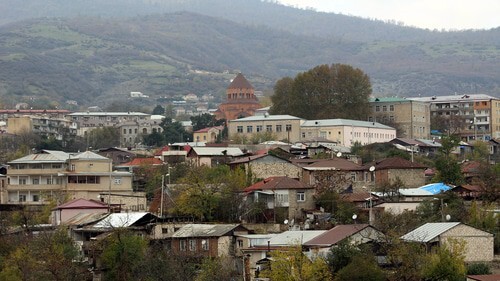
<box><xmin>228</xmin><ymin>114</ymin><xmax>303</xmax><ymax>143</ymax></box>
<box><xmin>157</xmin><ymin>224</ymin><xmax>250</xmax><ymax>258</ymax></box>
<box><xmin>300</xmin><ymin>158</ymin><xmax>367</xmax><ymax>191</ymax></box>
<box><xmin>304</xmin><ymin>224</ymin><xmax>384</xmax><ymax>257</ymax></box>
<box><xmin>187</xmin><ymin>147</ymin><xmax>245</xmax><ymax>167</ymax></box>
<box><xmin>240</xmin><ymin>230</ymin><xmax>326</xmax><ymax>280</ymax></box>
<box><xmin>401</xmin><ymin>222</ymin><xmax>494</xmax><ymax>262</ymax></box>
<box><xmin>363</xmin><ymin>157</ymin><xmax>428</xmax><ymax>188</ymax></box>
<box><xmin>193</xmin><ymin>126</ymin><xmax>224</xmax><ymax>143</ymax></box>
<box><xmin>229</xmin><ymin>154</ymin><xmax>302</xmax><ymax>180</ymax></box>
<box><xmin>300</xmin><ymin>119</ymin><xmax>396</xmax><ymax>147</ymax></box>
<box><xmin>51</xmin><ymin>198</ymin><xmax>109</xmax><ymax>226</ymax></box>
<box><xmin>488</xmin><ymin>138</ymin><xmax>500</xmax><ymax>164</ymax></box>
<box><xmin>450</xmin><ymin>184</ymin><xmax>483</xmax><ymax>200</ymax></box>
<box><xmin>369</xmin><ymin>97</ymin><xmax>430</xmax><ymax>139</ymax></box>
<box><xmin>115</xmin><ymin>157</ymin><xmax>166</xmax><ymax>192</ymax></box>
<box><xmin>389</xmin><ymin>138</ymin><xmax>441</xmax><ymax>158</ymax></box>
<box><xmin>5</xmin><ymin>150</ymin><xmax>146</xmax><ymax>211</ymax></box>
<box><xmin>243</xmin><ymin>176</ymin><xmax>315</xmax><ymax>223</ymax></box>
<box><xmin>96</xmin><ymin>147</ymin><xmax>136</xmax><ymax>166</ymax></box>
<box><xmin>214</xmin><ymin>73</ymin><xmax>262</xmax><ymax>122</ymax></box>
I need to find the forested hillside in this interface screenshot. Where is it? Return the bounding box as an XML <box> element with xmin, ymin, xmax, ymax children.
<box><xmin>0</xmin><ymin>0</ymin><xmax>498</xmax><ymax>109</ymax></box>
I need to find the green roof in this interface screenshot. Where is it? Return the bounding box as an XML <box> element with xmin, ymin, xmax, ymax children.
<box><xmin>370</xmin><ymin>97</ymin><xmax>409</xmax><ymax>103</ymax></box>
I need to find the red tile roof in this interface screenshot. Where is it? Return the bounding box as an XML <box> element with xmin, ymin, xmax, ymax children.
<box><xmin>227</xmin><ymin>73</ymin><xmax>253</xmax><ymax>89</ymax></box>
<box><xmin>244</xmin><ymin>176</ymin><xmax>310</xmax><ymax>193</ymax></box>
<box><xmin>121</xmin><ymin>157</ymin><xmax>164</xmax><ymax>166</ymax></box>
<box><xmin>304</xmin><ymin>224</ymin><xmax>371</xmax><ymax>246</ymax></box>
<box><xmin>461</xmin><ymin>161</ymin><xmax>481</xmax><ymax>173</ymax></box>
<box><xmin>53</xmin><ymin>198</ymin><xmax>108</xmax><ymax>210</ymax></box>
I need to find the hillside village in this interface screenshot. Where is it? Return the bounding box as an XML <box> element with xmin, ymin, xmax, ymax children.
<box><xmin>0</xmin><ymin>72</ymin><xmax>499</xmax><ymax>280</ymax></box>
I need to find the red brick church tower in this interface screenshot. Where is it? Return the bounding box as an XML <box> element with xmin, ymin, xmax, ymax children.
<box><xmin>215</xmin><ymin>73</ymin><xmax>261</xmax><ymax>121</ymax></box>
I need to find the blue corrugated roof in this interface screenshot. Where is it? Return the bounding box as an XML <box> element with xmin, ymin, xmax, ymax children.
<box><xmin>419</xmin><ymin>183</ymin><xmax>452</xmax><ymax>194</ymax></box>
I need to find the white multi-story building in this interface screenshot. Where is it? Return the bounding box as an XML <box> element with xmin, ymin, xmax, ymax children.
<box><xmin>300</xmin><ymin>119</ymin><xmax>396</xmax><ymax>147</ymax></box>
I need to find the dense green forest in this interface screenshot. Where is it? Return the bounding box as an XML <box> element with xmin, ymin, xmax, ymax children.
<box><xmin>0</xmin><ymin>0</ymin><xmax>498</xmax><ymax>109</ymax></box>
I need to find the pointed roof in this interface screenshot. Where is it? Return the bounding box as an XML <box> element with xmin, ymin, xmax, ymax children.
<box><xmin>227</xmin><ymin>73</ymin><xmax>253</xmax><ymax>89</ymax></box>
<box><xmin>171</xmin><ymin>224</ymin><xmax>247</xmax><ymax>238</ymax></box>
<box><xmin>244</xmin><ymin>176</ymin><xmax>310</xmax><ymax>193</ymax></box>
<box><xmin>304</xmin><ymin>224</ymin><xmax>372</xmax><ymax>246</ymax></box>
<box><xmin>73</xmin><ymin>151</ymin><xmax>109</xmax><ymax>160</ymax></box>
<box><xmin>53</xmin><ymin>198</ymin><xmax>108</xmax><ymax>210</ymax></box>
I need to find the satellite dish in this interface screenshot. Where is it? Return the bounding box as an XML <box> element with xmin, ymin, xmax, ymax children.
<box><xmin>336</xmin><ymin>152</ymin><xmax>342</xmax><ymax>157</ymax></box>
<box><xmin>369</xmin><ymin>166</ymin><xmax>375</xmax><ymax>172</ymax></box>
<box><xmin>445</xmin><ymin>214</ymin><xmax>451</xmax><ymax>221</ymax></box>
<box><xmin>352</xmin><ymin>214</ymin><xmax>357</xmax><ymax>220</ymax></box>
<box><xmin>201</xmin><ymin>240</ymin><xmax>207</xmax><ymax>245</ymax></box>
<box><xmin>284</xmin><ymin>219</ymin><xmax>289</xmax><ymax>225</ymax></box>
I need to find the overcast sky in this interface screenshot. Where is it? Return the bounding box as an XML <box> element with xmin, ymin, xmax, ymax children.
<box><xmin>278</xmin><ymin>0</ymin><xmax>499</xmax><ymax>30</ymax></box>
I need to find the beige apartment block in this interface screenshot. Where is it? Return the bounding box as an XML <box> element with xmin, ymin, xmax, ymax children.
<box><xmin>300</xmin><ymin>119</ymin><xmax>396</xmax><ymax>147</ymax></box>
<box><xmin>7</xmin><ymin>115</ymin><xmax>77</xmax><ymax>140</ymax></box>
<box><xmin>369</xmin><ymin>97</ymin><xmax>430</xmax><ymax>139</ymax></box>
<box><xmin>4</xmin><ymin>150</ymin><xmax>145</xmax><ymax>211</ymax></box>
<box><xmin>409</xmin><ymin>94</ymin><xmax>499</xmax><ymax>142</ymax></box>
<box><xmin>228</xmin><ymin>115</ymin><xmax>303</xmax><ymax>143</ymax></box>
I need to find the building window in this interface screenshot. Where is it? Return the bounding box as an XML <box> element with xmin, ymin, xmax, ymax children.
<box><xmin>247</xmin><ymin>126</ymin><xmax>253</xmax><ymax>133</ymax></box>
<box><xmin>46</xmin><ymin>178</ymin><xmax>53</xmax><ymax>184</ymax></box>
<box><xmin>202</xmin><ymin>239</ymin><xmax>209</xmax><ymax>251</ymax></box>
<box><xmin>256</xmin><ymin>125</ymin><xmax>263</xmax><ymax>132</ymax></box>
<box><xmin>189</xmin><ymin>240</ymin><xmax>196</xmax><ymax>251</ymax></box>
<box><xmin>32</xmin><ymin>178</ymin><xmax>39</xmax><ymax>185</ymax></box>
<box><xmin>301</xmin><ymin>132</ymin><xmax>306</xmax><ymax>138</ymax></box>
<box><xmin>237</xmin><ymin>126</ymin><xmax>243</xmax><ymax>133</ymax></box>
<box><xmin>297</xmin><ymin>192</ymin><xmax>305</xmax><ymax>202</ymax></box>
<box><xmin>375</xmin><ymin>106</ymin><xmax>380</xmax><ymax>112</ymax></box>
<box><xmin>389</xmin><ymin>105</ymin><xmax>394</xmax><ymax>111</ymax></box>
<box><xmin>19</xmin><ymin>195</ymin><xmax>26</xmax><ymax>202</ymax></box>
<box><xmin>123</xmin><ymin>129</ymin><xmax>127</xmax><ymax>134</ymax></box>
<box><xmin>276</xmin><ymin>125</ymin><xmax>282</xmax><ymax>132</ymax></box>
<box><xmin>51</xmin><ymin>164</ymin><xmax>62</xmax><ymax>169</ymax></box>
<box><xmin>382</xmin><ymin>105</ymin><xmax>387</xmax><ymax>112</ymax></box>
<box><xmin>114</xmin><ymin>177</ymin><xmax>122</xmax><ymax>185</ymax></box>
<box><xmin>350</xmin><ymin>172</ymin><xmax>356</xmax><ymax>181</ymax></box>
<box><xmin>129</xmin><ymin>129</ymin><xmax>132</xmax><ymax>134</ymax></box>
<box><xmin>32</xmin><ymin>195</ymin><xmax>39</xmax><ymax>202</ymax></box>
<box><xmin>237</xmin><ymin>239</ymin><xmax>243</xmax><ymax>248</ymax></box>
<box><xmin>285</xmin><ymin>124</ymin><xmax>292</xmax><ymax>131</ymax></box>
<box><xmin>19</xmin><ymin>178</ymin><xmax>27</xmax><ymax>185</ymax></box>
<box><xmin>368</xmin><ymin>117</ymin><xmax>373</xmax><ymax>122</ymax></box>
<box><xmin>180</xmin><ymin>240</ymin><xmax>187</xmax><ymax>251</ymax></box>
<box><xmin>266</xmin><ymin>125</ymin><xmax>272</xmax><ymax>132</ymax></box>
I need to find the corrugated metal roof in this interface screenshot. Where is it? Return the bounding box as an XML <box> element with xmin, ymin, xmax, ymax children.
<box><xmin>304</xmin><ymin>224</ymin><xmax>371</xmax><ymax>246</ymax></box>
<box><xmin>53</xmin><ymin>198</ymin><xmax>108</xmax><ymax>210</ymax></box>
<box><xmin>73</xmin><ymin>151</ymin><xmax>109</xmax><ymax>160</ymax></box>
<box><xmin>267</xmin><ymin>230</ymin><xmax>326</xmax><ymax>246</ymax></box>
<box><xmin>171</xmin><ymin>224</ymin><xmax>241</xmax><ymax>238</ymax></box>
<box><xmin>64</xmin><ymin>212</ymin><xmax>108</xmax><ymax>226</ymax></box>
<box><xmin>191</xmin><ymin>147</ymin><xmax>244</xmax><ymax>156</ymax></box>
<box><xmin>93</xmin><ymin>212</ymin><xmax>150</xmax><ymax>228</ymax></box>
<box><xmin>370</xmin><ymin>97</ymin><xmax>409</xmax><ymax>103</ymax></box>
<box><xmin>301</xmin><ymin>119</ymin><xmax>394</xmax><ymax>130</ymax></box>
<box><xmin>401</xmin><ymin>222</ymin><xmax>461</xmax><ymax>243</ymax></box>
<box><xmin>8</xmin><ymin>150</ymin><xmax>71</xmax><ymax>163</ymax></box>
<box><xmin>398</xmin><ymin>188</ymin><xmax>433</xmax><ymax>196</ymax></box>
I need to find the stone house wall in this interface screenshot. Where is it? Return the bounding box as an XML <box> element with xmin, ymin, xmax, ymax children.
<box><xmin>379</xmin><ymin>168</ymin><xmax>426</xmax><ymax>188</ymax></box>
<box><xmin>440</xmin><ymin>224</ymin><xmax>494</xmax><ymax>262</ymax></box>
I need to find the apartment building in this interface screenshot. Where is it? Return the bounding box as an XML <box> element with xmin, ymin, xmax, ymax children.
<box><xmin>68</xmin><ymin>111</ymin><xmax>158</xmax><ymax>147</ymax></box>
<box><xmin>7</xmin><ymin>115</ymin><xmax>77</xmax><ymax>140</ymax></box>
<box><xmin>3</xmin><ymin>150</ymin><xmax>146</xmax><ymax>211</ymax></box>
<box><xmin>300</xmin><ymin>119</ymin><xmax>396</xmax><ymax>147</ymax></box>
<box><xmin>368</xmin><ymin>97</ymin><xmax>430</xmax><ymax>139</ymax></box>
<box><xmin>228</xmin><ymin>115</ymin><xmax>303</xmax><ymax>143</ymax></box>
<box><xmin>409</xmin><ymin>94</ymin><xmax>500</xmax><ymax>141</ymax></box>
